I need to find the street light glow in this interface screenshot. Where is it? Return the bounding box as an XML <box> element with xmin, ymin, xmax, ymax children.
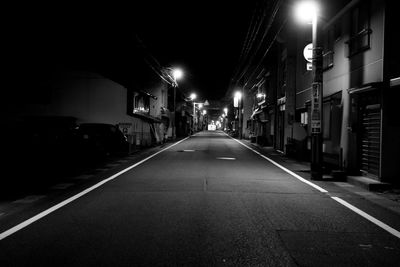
<box><xmin>234</xmin><ymin>91</ymin><xmax>242</xmax><ymax>99</ymax></box>
<box><xmin>172</xmin><ymin>68</ymin><xmax>183</xmax><ymax>80</ymax></box>
<box><xmin>257</xmin><ymin>93</ymin><xmax>265</xmax><ymax>98</ymax></box>
<box><xmin>190</xmin><ymin>93</ymin><xmax>197</xmax><ymax>100</ymax></box>
<box><xmin>295</xmin><ymin>1</ymin><xmax>318</xmax><ymax>23</ymax></box>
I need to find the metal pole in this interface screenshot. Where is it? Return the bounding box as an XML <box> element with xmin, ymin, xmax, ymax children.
<box><xmin>310</xmin><ymin>13</ymin><xmax>323</xmax><ymax>180</ymax></box>
<box><xmin>193</xmin><ymin>101</ymin><xmax>195</xmax><ymax>134</ymax></box>
<box><xmin>239</xmin><ymin>99</ymin><xmax>242</xmax><ymax>139</ymax></box>
<box><xmin>173</xmin><ymin>84</ymin><xmax>176</xmax><ymax>139</ymax></box>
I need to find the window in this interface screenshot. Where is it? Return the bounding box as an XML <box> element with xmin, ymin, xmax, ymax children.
<box><xmin>334</xmin><ymin>23</ymin><xmax>342</xmax><ymax>41</ymax></box>
<box><xmin>133</xmin><ymin>92</ymin><xmax>150</xmax><ymax>114</ymax></box>
<box><xmin>322</xmin><ymin>93</ymin><xmax>342</xmax><ymax>140</ymax></box>
<box><xmin>347</xmin><ymin>1</ymin><xmax>371</xmax><ymax>56</ymax></box>
<box><xmin>323</xmin><ymin>28</ymin><xmax>335</xmax><ymax>70</ymax></box>
<box><xmin>323</xmin><ymin>101</ymin><xmax>331</xmax><ymax>139</ymax></box>
<box><xmin>127</xmin><ymin>90</ymin><xmax>150</xmax><ymax>115</ymax></box>
<box><xmin>279</xmin><ymin>48</ymin><xmax>287</xmax><ymax>92</ymax></box>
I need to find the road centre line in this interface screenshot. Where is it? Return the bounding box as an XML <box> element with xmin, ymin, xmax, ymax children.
<box><xmin>216</xmin><ymin>157</ymin><xmax>236</xmax><ymax>160</ymax></box>
<box><xmin>0</xmin><ymin>137</ymin><xmax>189</xmax><ymax>241</ymax></box>
<box><xmin>227</xmin><ymin>134</ymin><xmax>400</xmax><ymax>239</ymax></box>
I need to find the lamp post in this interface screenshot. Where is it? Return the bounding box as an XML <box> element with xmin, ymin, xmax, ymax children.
<box><xmin>189</xmin><ymin>93</ymin><xmax>197</xmax><ymax>134</ymax></box>
<box><xmin>167</xmin><ymin>68</ymin><xmax>184</xmax><ymax>140</ymax></box>
<box><xmin>193</xmin><ymin>102</ymin><xmax>203</xmax><ymax>133</ymax></box>
<box><xmin>202</xmin><ymin>109</ymin><xmax>207</xmax><ymax>130</ymax></box>
<box><xmin>223</xmin><ymin>107</ymin><xmax>228</xmax><ymax>131</ymax></box>
<box><xmin>234</xmin><ymin>91</ymin><xmax>243</xmax><ymax>139</ymax></box>
<box><xmin>296</xmin><ymin>1</ymin><xmax>323</xmax><ymax>180</ymax></box>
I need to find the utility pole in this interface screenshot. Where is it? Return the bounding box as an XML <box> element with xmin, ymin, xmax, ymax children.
<box><xmin>310</xmin><ymin>10</ymin><xmax>323</xmax><ymax>180</ymax></box>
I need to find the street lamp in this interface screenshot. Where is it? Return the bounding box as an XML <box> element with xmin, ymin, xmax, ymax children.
<box><xmin>172</xmin><ymin>68</ymin><xmax>183</xmax><ymax>81</ymax></box>
<box><xmin>192</xmin><ymin>101</ymin><xmax>204</xmax><ymax>133</ymax></box>
<box><xmin>295</xmin><ymin>1</ymin><xmax>323</xmax><ymax>180</ymax></box>
<box><xmin>166</xmin><ymin>67</ymin><xmax>184</xmax><ymax>140</ymax></box>
<box><xmin>234</xmin><ymin>91</ymin><xmax>243</xmax><ymax>139</ymax></box>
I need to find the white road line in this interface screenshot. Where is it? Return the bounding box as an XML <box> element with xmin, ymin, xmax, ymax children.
<box><xmin>216</xmin><ymin>157</ymin><xmax>236</xmax><ymax>160</ymax></box>
<box><xmin>229</xmin><ymin>136</ymin><xmax>327</xmax><ymax>193</ymax></box>
<box><xmin>0</xmin><ymin>137</ymin><xmax>189</xmax><ymax>241</ymax></box>
<box><xmin>332</xmin><ymin>197</ymin><xmax>400</xmax><ymax>238</ymax></box>
<box><xmin>225</xmin><ymin>133</ymin><xmax>400</xmax><ymax>239</ymax></box>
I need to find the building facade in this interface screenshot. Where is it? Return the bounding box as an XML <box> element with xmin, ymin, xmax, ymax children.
<box><xmin>234</xmin><ymin>0</ymin><xmax>399</xmax><ymax>184</ymax></box>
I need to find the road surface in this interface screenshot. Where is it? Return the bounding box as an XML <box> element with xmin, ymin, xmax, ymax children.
<box><xmin>1</xmin><ymin>131</ymin><xmax>400</xmax><ymax>266</ymax></box>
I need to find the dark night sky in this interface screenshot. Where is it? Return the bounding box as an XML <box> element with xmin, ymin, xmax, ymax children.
<box><xmin>5</xmin><ymin>1</ymin><xmax>256</xmax><ymax>101</ymax></box>
<box><xmin>132</xmin><ymin>1</ymin><xmax>256</xmax><ymax>101</ymax></box>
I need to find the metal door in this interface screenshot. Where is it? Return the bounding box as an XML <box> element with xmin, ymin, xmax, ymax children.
<box><xmin>359</xmin><ymin>101</ymin><xmax>381</xmax><ymax>178</ymax></box>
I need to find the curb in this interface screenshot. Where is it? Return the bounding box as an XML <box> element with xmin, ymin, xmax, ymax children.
<box><xmin>347</xmin><ymin>176</ymin><xmax>392</xmax><ymax>192</ymax></box>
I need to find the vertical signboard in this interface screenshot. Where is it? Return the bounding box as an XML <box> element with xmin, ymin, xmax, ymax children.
<box><xmin>311</xmin><ymin>82</ymin><xmax>322</xmax><ymax>133</ymax></box>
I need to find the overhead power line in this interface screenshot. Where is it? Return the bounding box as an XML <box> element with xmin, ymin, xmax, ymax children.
<box><xmin>231</xmin><ymin>0</ymin><xmax>283</xmax><ymax>88</ymax></box>
<box><xmin>134</xmin><ymin>35</ymin><xmax>173</xmax><ymax>85</ymax></box>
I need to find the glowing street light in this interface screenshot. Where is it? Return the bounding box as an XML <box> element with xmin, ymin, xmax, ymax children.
<box><xmin>190</xmin><ymin>93</ymin><xmax>197</xmax><ymax>101</ymax></box>
<box><xmin>235</xmin><ymin>91</ymin><xmax>242</xmax><ymax>100</ymax></box>
<box><xmin>256</xmin><ymin>93</ymin><xmax>266</xmax><ymax>98</ymax></box>
<box><xmin>172</xmin><ymin>68</ymin><xmax>183</xmax><ymax>81</ymax></box>
<box><xmin>294</xmin><ymin>1</ymin><xmax>318</xmax><ymax>24</ymax></box>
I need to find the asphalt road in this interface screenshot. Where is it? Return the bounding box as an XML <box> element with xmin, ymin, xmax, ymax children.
<box><xmin>1</xmin><ymin>131</ymin><xmax>400</xmax><ymax>266</ymax></box>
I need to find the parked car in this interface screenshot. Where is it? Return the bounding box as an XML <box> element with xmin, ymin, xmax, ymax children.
<box><xmin>1</xmin><ymin>116</ymin><xmax>79</xmax><ymax>194</ymax></box>
<box><xmin>75</xmin><ymin>123</ymin><xmax>129</xmax><ymax>158</ymax></box>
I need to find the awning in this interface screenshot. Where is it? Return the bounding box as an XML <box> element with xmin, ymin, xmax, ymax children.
<box><xmin>131</xmin><ymin>112</ymin><xmax>162</xmax><ymax>123</ymax></box>
<box><xmin>347</xmin><ymin>82</ymin><xmax>383</xmax><ymax>94</ymax></box>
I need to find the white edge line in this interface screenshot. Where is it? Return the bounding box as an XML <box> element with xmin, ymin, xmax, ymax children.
<box><xmin>0</xmin><ymin>137</ymin><xmax>189</xmax><ymax>241</ymax></box>
<box><xmin>225</xmin><ymin>133</ymin><xmax>400</xmax><ymax>239</ymax></box>
<box><xmin>332</xmin><ymin>197</ymin><xmax>400</xmax><ymax>238</ymax></box>
<box><xmin>227</xmin><ymin>134</ymin><xmax>327</xmax><ymax>193</ymax></box>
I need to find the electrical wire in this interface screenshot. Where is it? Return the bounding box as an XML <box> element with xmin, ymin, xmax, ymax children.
<box><xmin>232</xmin><ymin>0</ymin><xmax>283</xmax><ymax>88</ymax></box>
<box><xmin>231</xmin><ymin>0</ymin><xmax>265</xmax><ymax>84</ymax></box>
<box><xmin>134</xmin><ymin>35</ymin><xmax>174</xmax><ymax>85</ymax></box>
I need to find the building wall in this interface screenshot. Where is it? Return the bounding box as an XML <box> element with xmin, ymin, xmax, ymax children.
<box><xmin>243</xmin><ymin>90</ymin><xmax>253</xmax><ymax>139</ymax></box>
<box><xmin>13</xmin><ymin>70</ymin><xmax>170</xmax><ymax>149</ymax></box>
<box><xmin>291</xmin><ymin>0</ymin><xmax>386</xmax><ymax>172</ymax></box>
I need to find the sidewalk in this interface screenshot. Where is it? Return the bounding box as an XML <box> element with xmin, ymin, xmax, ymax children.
<box><xmin>240</xmin><ymin>139</ymin><xmax>400</xmax><ymax>204</ymax></box>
